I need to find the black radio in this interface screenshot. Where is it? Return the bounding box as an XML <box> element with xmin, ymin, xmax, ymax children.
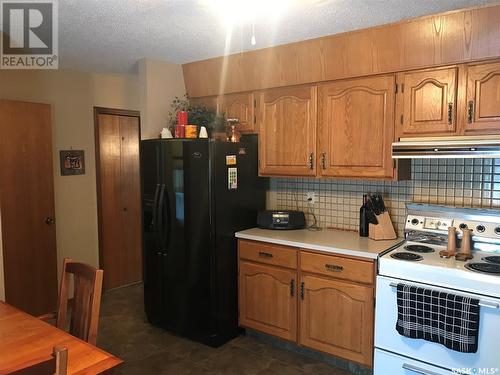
<box><xmin>256</xmin><ymin>210</ymin><xmax>306</xmax><ymax>230</ymax></box>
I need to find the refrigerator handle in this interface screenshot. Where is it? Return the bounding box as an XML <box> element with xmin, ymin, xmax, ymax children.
<box><xmin>162</xmin><ymin>184</ymin><xmax>171</xmax><ymax>251</ymax></box>
<box><xmin>152</xmin><ymin>184</ymin><xmax>161</xmax><ymax>232</ymax></box>
<box><xmin>157</xmin><ymin>184</ymin><xmax>165</xmax><ymax>246</ymax></box>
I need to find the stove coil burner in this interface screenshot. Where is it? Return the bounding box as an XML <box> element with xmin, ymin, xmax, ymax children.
<box><xmin>404</xmin><ymin>244</ymin><xmax>435</xmax><ymax>253</ymax></box>
<box><xmin>390</xmin><ymin>252</ymin><xmax>423</xmax><ymax>261</ymax></box>
<box><xmin>483</xmin><ymin>256</ymin><xmax>500</xmax><ymax>265</ymax></box>
<box><xmin>465</xmin><ymin>262</ymin><xmax>500</xmax><ymax>275</ymax></box>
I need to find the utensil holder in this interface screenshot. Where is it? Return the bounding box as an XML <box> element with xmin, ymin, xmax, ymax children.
<box><xmin>369</xmin><ymin>212</ymin><xmax>397</xmax><ymax>240</ymax></box>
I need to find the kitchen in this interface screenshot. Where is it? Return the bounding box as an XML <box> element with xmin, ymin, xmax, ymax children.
<box><xmin>1</xmin><ymin>1</ymin><xmax>500</xmax><ymax>374</ymax></box>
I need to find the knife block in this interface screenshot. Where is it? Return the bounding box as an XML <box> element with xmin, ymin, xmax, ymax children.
<box><xmin>369</xmin><ymin>212</ymin><xmax>397</xmax><ymax>240</ymax></box>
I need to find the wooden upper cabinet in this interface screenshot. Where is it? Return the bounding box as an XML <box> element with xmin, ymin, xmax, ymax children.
<box><xmin>239</xmin><ymin>261</ymin><xmax>297</xmax><ymax>341</ymax></box>
<box><xmin>299</xmin><ymin>275</ymin><xmax>374</xmax><ymax>366</ymax></box>
<box><xmin>318</xmin><ymin>75</ymin><xmax>395</xmax><ymax>179</ymax></box>
<box><xmin>258</xmin><ymin>85</ymin><xmax>317</xmax><ymax>177</ymax></box>
<box><xmin>464</xmin><ymin>61</ymin><xmax>500</xmax><ymax>134</ymax></box>
<box><xmin>398</xmin><ymin>67</ymin><xmax>458</xmax><ymax>136</ymax></box>
<box><xmin>218</xmin><ymin>92</ymin><xmax>256</xmax><ymax>133</ymax></box>
<box><xmin>190</xmin><ymin>96</ymin><xmax>218</xmax><ymax>111</ymax></box>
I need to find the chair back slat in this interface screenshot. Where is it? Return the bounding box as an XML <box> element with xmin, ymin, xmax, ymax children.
<box><xmin>55</xmin><ymin>259</ymin><xmax>103</xmax><ymax>345</ymax></box>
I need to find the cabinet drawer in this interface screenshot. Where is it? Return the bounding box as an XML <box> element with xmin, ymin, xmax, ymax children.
<box><xmin>299</xmin><ymin>251</ymin><xmax>374</xmax><ymax>285</ymax></box>
<box><xmin>239</xmin><ymin>240</ymin><xmax>297</xmax><ymax>269</ymax></box>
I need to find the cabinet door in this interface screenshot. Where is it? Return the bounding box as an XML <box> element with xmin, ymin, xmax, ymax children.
<box><xmin>318</xmin><ymin>76</ymin><xmax>395</xmax><ymax>179</ymax></box>
<box><xmin>239</xmin><ymin>261</ymin><xmax>297</xmax><ymax>341</ymax></box>
<box><xmin>258</xmin><ymin>85</ymin><xmax>317</xmax><ymax>177</ymax></box>
<box><xmin>399</xmin><ymin>67</ymin><xmax>458</xmax><ymax>136</ymax></box>
<box><xmin>299</xmin><ymin>275</ymin><xmax>374</xmax><ymax>366</ymax></box>
<box><xmin>218</xmin><ymin>92</ymin><xmax>256</xmax><ymax>133</ymax></box>
<box><xmin>464</xmin><ymin>61</ymin><xmax>500</xmax><ymax>133</ymax></box>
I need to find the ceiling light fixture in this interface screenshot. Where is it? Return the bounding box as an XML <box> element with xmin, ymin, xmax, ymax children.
<box><xmin>251</xmin><ymin>23</ymin><xmax>256</xmax><ymax>46</ymax></box>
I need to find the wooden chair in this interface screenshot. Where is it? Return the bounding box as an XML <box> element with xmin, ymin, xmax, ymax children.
<box><xmin>39</xmin><ymin>259</ymin><xmax>104</xmax><ymax>345</ymax></box>
<box><xmin>10</xmin><ymin>346</ymin><xmax>68</xmax><ymax>375</ymax></box>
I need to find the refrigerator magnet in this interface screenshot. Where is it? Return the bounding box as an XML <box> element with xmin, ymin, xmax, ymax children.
<box><xmin>228</xmin><ymin>167</ymin><xmax>238</xmax><ymax>190</ymax></box>
<box><xmin>226</xmin><ymin>155</ymin><xmax>237</xmax><ymax>165</ymax></box>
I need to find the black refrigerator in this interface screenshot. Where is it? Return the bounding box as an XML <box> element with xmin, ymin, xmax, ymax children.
<box><xmin>140</xmin><ymin>137</ymin><xmax>267</xmax><ymax>347</ymax></box>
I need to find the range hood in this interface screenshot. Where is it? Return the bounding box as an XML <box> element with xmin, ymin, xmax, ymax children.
<box><xmin>392</xmin><ymin>135</ymin><xmax>500</xmax><ymax>159</ymax></box>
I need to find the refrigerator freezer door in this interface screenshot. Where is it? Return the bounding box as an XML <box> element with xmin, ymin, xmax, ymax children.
<box><xmin>140</xmin><ymin>140</ymin><xmax>164</xmax><ymax>325</ymax></box>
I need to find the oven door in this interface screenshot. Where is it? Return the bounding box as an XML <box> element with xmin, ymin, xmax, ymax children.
<box><xmin>375</xmin><ymin>275</ymin><xmax>500</xmax><ymax>371</ymax></box>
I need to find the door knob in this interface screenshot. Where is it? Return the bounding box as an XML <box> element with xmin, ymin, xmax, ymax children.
<box><xmin>44</xmin><ymin>217</ymin><xmax>55</xmax><ymax>225</ymax></box>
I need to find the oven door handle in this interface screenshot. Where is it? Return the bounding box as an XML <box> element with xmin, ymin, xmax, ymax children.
<box><xmin>389</xmin><ymin>282</ymin><xmax>499</xmax><ymax>309</ymax></box>
<box><xmin>402</xmin><ymin>363</ymin><xmax>445</xmax><ymax>375</ymax></box>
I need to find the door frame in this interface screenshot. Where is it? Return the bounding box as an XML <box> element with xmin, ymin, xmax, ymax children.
<box><xmin>93</xmin><ymin>107</ymin><xmax>141</xmax><ymax>279</ymax></box>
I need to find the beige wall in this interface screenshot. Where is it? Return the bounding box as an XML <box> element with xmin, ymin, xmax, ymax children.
<box><xmin>0</xmin><ymin>69</ymin><xmax>139</xmax><ymax>295</ymax></box>
<box><xmin>139</xmin><ymin>58</ymin><xmax>186</xmax><ymax>139</ymax></box>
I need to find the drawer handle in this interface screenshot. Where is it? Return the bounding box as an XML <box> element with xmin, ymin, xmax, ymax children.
<box><xmin>325</xmin><ymin>264</ymin><xmax>343</xmax><ymax>272</ymax></box>
<box><xmin>300</xmin><ymin>282</ymin><xmax>305</xmax><ymax>300</ymax></box>
<box><xmin>467</xmin><ymin>100</ymin><xmax>474</xmax><ymax>124</ymax></box>
<box><xmin>389</xmin><ymin>282</ymin><xmax>499</xmax><ymax>309</ymax></box>
<box><xmin>402</xmin><ymin>363</ymin><xmax>442</xmax><ymax>375</ymax></box>
<box><xmin>290</xmin><ymin>279</ymin><xmax>295</xmax><ymax>297</ymax></box>
<box><xmin>258</xmin><ymin>251</ymin><xmax>273</xmax><ymax>258</ymax></box>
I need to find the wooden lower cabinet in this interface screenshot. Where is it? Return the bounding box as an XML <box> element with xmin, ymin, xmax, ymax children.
<box><xmin>298</xmin><ymin>275</ymin><xmax>374</xmax><ymax>366</ymax></box>
<box><xmin>238</xmin><ymin>240</ymin><xmax>375</xmax><ymax>366</ymax></box>
<box><xmin>239</xmin><ymin>261</ymin><xmax>297</xmax><ymax>341</ymax></box>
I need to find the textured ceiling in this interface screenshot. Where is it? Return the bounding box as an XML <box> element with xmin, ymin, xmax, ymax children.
<box><xmin>58</xmin><ymin>0</ymin><xmax>499</xmax><ymax>74</ymax></box>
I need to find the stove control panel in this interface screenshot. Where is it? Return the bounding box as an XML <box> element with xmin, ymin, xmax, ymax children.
<box><xmin>406</xmin><ymin>216</ymin><xmax>452</xmax><ymax>233</ymax></box>
<box><xmin>424</xmin><ymin>218</ymin><xmax>452</xmax><ymax>231</ymax></box>
<box><xmin>452</xmin><ymin>220</ymin><xmax>500</xmax><ymax>238</ymax></box>
<box><xmin>406</xmin><ymin>215</ymin><xmax>500</xmax><ymax>239</ymax></box>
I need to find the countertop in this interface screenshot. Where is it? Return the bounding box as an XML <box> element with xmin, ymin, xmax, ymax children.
<box><xmin>235</xmin><ymin>228</ymin><xmax>403</xmax><ymax>260</ymax></box>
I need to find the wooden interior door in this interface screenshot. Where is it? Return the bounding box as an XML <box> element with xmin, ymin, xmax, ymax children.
<box><xmin>0</xmin><ymin>100</ymin><xmax>58</xmax><ymax>315</ymax></box>
<box><xmin>258</xmin><ymin>85</ymin><xmax>317</xmax><ymax>177</ymax></box>
<box><xmin>239</xmin><ymin>261</ymin><xmax>297</xmax><ymax>341</ymax></box>
<box><xmin>399</xmin><ymin>67</ymin><xmax>458</xmax><ymax>136</ymax></box>
<box><xmin>299</xmin><ymin>275</ymin><xmax>374</xmax><ymax>366</ymax></box>
<box><xmin>218</xmin><ymin>92</ymin><xmax>256</xmax><ymax>133</ymax></box>
<box><xmin>318</xmin><ymin>76</ymin><xmax>395</xmax><ymax>179</ymax></box>
<box><xmin>464</xmin><ymin>61</ymin><xmax>500</xmax><ymax>134</ymax></box>
<box><xmin>95</xmin><ymin>109</ymin><xmax>142</xmax><ymax>290</ymax></box>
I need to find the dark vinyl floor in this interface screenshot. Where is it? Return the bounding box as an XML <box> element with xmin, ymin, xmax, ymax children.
<box><xmin>98</xmin><ymin>283</ymin><xmax>352</xmax><ymax>375</ymax></box>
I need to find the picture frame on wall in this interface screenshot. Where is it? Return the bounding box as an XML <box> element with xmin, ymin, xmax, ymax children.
<box><xmin>60</xmin><ymin>150</ymin><xmax>85</xmax><ymax>176</ymax></box>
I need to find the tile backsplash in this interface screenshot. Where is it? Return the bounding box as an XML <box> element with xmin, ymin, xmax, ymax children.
<box><xmin>270</xmin><ymin>159</ymin><xmax>500</xmax><ymax>236</ymax></box>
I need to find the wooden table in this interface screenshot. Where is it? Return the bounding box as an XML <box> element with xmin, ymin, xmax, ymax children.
<box><xmin>0</xmin><ymin>301</ymin><xmax>123</xmax><ymax>374</ymax></box>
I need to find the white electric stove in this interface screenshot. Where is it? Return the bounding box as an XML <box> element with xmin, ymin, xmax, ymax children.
<box><xmin>375</xmin><ymin>204</ymin><xmax>500</xmax><ymax>375</ymax></box>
